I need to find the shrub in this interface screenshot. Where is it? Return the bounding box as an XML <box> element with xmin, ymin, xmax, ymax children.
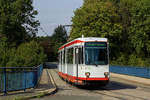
<box><xmin>128</xmin><ymin>54</ymin><xmax>150</xmax><ymax>67</ymax></box>
<box><xmin>110</xmin><ymin>53</ymin><xmax>128</xmax><ymax>66</ymax></box>
<box><xmin>111</xmin><ymin>53</ymin><xmax>150</xmax><ymax>67</ymax></box>
<box><xmin>6</xmin><ymin>41</ymin><xmax>47</xmax><ymax>67</ymax></box>
<box><xmin>0</xmin><ymin>37</ymin><xmax>14</xmax><ymax>67</ymax></box>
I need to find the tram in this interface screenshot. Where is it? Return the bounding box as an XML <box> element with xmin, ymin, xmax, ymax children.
<box><xmin>58</xmin><ymin>37</ymin><xmax>109</xmax><ymax>86</ymax></box>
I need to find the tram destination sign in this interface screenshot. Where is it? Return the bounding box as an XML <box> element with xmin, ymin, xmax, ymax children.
<box><xmin>85</xmin><ymin>42</ymin><xmax>107</xmax><ymax>48</ymax></box>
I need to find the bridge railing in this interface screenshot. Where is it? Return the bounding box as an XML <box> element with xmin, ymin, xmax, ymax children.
<box><xmin>110</xmin><ymin>65</ymin><xmax>150</xmax><ymax>78</ymax></box>
<box><xmin>0</xmin><ymin>64</ymin><xmax>43</xmax><ymax>95</ymax></box>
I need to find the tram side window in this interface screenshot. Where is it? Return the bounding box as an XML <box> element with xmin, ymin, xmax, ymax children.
<box><xmin>59</xmin><ymin>52</ymin><xmax>62</xmax><ymax>64</ymax></box>
<box><xmin>59</xmin><ymin>53</ymin><xmax>60</xmax><ymax>64</ymax></box>
<box><xmin>62</xmin><ymin>51</ymin><xmax>63</xmax><ymax>64</ymax></box>
<box><xmin>78</xmin><ymin>48</ymin><xmax>83</xmax><ymax>64</ymax></box>
<box><xmin>63</xmin><ymin>50</ymin><xmax>65</xmax><ymax>64</ymax></box>
<box><xmin>67</xmin><ymin>48</ymin><xmax>73</xmax><ymax>64</ymax></box>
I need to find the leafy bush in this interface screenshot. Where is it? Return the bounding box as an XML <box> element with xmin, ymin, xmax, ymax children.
<box><xmin>6</xmin><ymin>41</ymin><xmax>47</xmax><ymax>67</ymax></box>
<box><xmin>0</xmin><ymin>38</ymin><xmax>46</xmax><ymax>67</ymax></box>
<box><xmin>128</xmin><ymin>54</ymin><xmax>150</xmax><ymax>67</ymax></box>
<box><xmin>111</xmin><ymin>53</ymin><xmax>150</xmax><ymax>67</ymax></box>
<box><xmin>111</xmin><ymin>53</ymin><xmax>128</xmax><ymax>66</ymax></box>
<box><xmin>0</xmin><ymin>37</ymin><xmax>15</xmax><ymax>67</ymax></box>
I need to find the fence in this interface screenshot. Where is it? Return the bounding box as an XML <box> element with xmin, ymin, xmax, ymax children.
<box><xmin>110</xmin><ymin>65</ymin><xmax>150</xmax><ymax>78</ymax></box>
<box><xmin>0</xmin><ymin>64</ymin><xmax>43</xmax><ymax>95</ymax></box>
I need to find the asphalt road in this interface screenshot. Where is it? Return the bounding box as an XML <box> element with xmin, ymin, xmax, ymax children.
<box><xmin>32</xmin><ymin>68</ymin><xmax>150</xmax><ymax>100</ymax></box>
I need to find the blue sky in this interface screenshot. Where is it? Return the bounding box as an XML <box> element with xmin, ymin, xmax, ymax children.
<box><xmin>33</xmin><ymin>0</ymin><xmax>83</xmax><ymax>36</ymax></box>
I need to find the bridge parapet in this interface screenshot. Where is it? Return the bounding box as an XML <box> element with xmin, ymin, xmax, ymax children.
<box><xmin>110</xmin><ymin>65</ymin><xmax>150</xmax><ymax>79</ymax></box>
<box><xmin>0</xmin><ymin>64</ymin><xmax>43</xmax><ymax>95</ymax></box>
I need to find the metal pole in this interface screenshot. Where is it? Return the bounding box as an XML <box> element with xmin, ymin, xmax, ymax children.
<box><xmin>24</xmin><ymin>71</ymin><xmax>26</xmax><ymax>92</ymax></box>
<box><xmin>148</xmin><ymin>68</ymin><xmax>150</xmax><ymax>78</ymax></box>
<box><xmin>76</xmin><ymin>48</ymin><xmax>79</xmax><ymax>84</ymax></box>
<box><xmin>4</xmin><ymin>68</ymin><xmax>7</xmax><ymax>95</ymax></box>
<box><xmin>36</xmin><ymin>67</ymin><xmax>38</xmax><ymax>85</ymax></box>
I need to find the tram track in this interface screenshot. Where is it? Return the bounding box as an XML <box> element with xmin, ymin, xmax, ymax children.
<box><xmin>93</xmin><ymin>90</ymin><xmax>148</xmax><ymax>100</ymax></box>
<box><xmin>90</xmin><ymin>81</ymin><xmax>149</xmax><ymax>100</ymax></box>
<box><xmin>53</xmin><ymin>69</ymin><xmax>122</xmax><ymax>100</ymax></box>
<box><xmin>111</xmin><ymin>77</ymin><xmax>150</xmax><ymax>93</ymax></box>
<box><xmin>52</xmin><ymin>69</ymin><xmax>124</xmax><ymax>99</ymax></box>
<box><xmin>87</xmin><ymin>83</ymin><xmax>149</xmax><ymax>100</ymax></box>
<box><xmin>46</xmin><ymin>69</ymin><xmax>53</xmax><ymax>87</ymax></box>
<box><xmin>51</xmin><ymin>69</ymin><xmax>149</xmax><ymax>100</ymax></box>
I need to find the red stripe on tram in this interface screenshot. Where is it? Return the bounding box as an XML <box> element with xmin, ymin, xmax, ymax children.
<box><xmin>59</xmin><ymin>40</ymin><xmax>84</xmax><ymax>50</ymax></box>
<box><xmin>58</xmin><ymin>72</ymin><xmax>109</xmax><ymax>82</ymax></box>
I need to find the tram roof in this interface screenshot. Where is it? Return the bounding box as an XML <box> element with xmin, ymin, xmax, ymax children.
<box><xmin>74</xmin><ymin>37</ymin><xmax>107</xmax><ymax>42</ymax></box>
<box><xmin>59</xmin><ymin>37</ymin><xmax>108</xmax><ymax>50</ymax></box>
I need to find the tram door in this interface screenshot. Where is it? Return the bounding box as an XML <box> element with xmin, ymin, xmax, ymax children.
<box><xmin>59</xmin><ymin>52</ymin><xmax>62</xmax><ymax>72</ymax></box>
<box><xmin>75</xmin><ymin>48</ymin><xmax>79</xmax><ymax>79</ymax></box>
<box><xmin>75</xmin><ymin>47</ymin><xmax>83</xmax><ymax>79</ymax></box>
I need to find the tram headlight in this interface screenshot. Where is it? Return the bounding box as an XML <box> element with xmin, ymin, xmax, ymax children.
<box><xmin>104</xmin><ymin>72</ymin><xmax>109</xmax><ymax>77</ymax></box>
<box><xmin>85</xmin><ymin>72</ymin><xmax>90</xmax><ymax>78</ymax></box>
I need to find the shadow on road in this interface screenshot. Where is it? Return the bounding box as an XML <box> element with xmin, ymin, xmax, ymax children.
<box><xmin>45</xmin><ymin>62</ymin><xmax>137</xmax><ymax>91</ymax></box>
<box><xmin>107</xmin><ymin>81</ymin><xmax>137</xmax><ymax>90</ymax></box>
<box><xmin>76</xmin><ymin>80</ymin><xmax>137</xmax><ymax>91</ymax></box>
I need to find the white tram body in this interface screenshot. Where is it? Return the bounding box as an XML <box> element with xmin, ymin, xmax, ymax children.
<box><xmin>58</xmin><ymin>37</ymin><xmax>109</xmax><ymax>85</ymax></box>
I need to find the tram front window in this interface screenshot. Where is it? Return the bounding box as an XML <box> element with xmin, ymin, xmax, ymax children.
<box><xmin>85</xmin><ymin>42</ymin><xmax>108</xmax><ymax>65</ymax></box>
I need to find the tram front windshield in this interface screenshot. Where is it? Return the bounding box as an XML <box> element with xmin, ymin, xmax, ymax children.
<box><xmin>85</xmin><ymin>42</ymin><xmax>108</xmax><ymax>65</ymax></box>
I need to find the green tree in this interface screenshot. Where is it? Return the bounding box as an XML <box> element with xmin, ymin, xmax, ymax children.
<box><xmin>0</xmin><ymin>0</ymin><xmax>39</xmax><ymax>45</ymax></box>
<box><xmin>51</xmin><ymin>25</ymin><xmax>68</xmax><ymax>60</ymax></box>
<box><xmin>115</xmin><ymin>0</ymin><xmax>150</xmax><ymax>66</ymax></box>
<box><xmin>6</xmin><ymin>41</ymin><xmax>47</xmax><ymax>67</ymax></box>
<box><xmin>70</xmin><ymin>0</ymin><xmax>123</xmax><ymax>59</ymax></box>
<box><xmin>0</xmin><ymin>37</ymin><xmax>16</xmax><ymax>67</ymax></box>
<box><xmin>128</xmin><ymin>0</ymin><xmax>150</xmax><ymax>57</ymax></box>
<box><xmin>70</xmin><ymin>0</ymin><xmax>150</xmax><ymax>67</ymax></box>
<box><xmin>35</xmin><ymin>36</ymin><xmax>56</xmax><ymax>61</ymax></box>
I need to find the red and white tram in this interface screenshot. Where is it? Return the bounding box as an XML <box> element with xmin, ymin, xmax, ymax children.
<box><xmin>58</xmin><ymin>37</ymin><xmax>109</xmax><ymax>86</ymax></box>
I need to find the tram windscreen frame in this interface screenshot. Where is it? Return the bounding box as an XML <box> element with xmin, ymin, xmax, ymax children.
<box><xmin>85</xmin><ymin>42</ymin><xmax>108</xmax><ymax>65</ymax></box>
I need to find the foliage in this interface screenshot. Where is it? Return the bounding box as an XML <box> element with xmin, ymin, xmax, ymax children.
<box><xmin>0</xmin><ymin>0</ymin><xmax>39</xmax><ymax>45</ymax></box>
<box><xmin>36</xmin><ymin>36</ymin><xmax>56</xmax><ymax>61</ymax></box>
<box><xmin>71</xmin><ymin>0</ymin><xmax>123</xmax><ymax>58</ymax></box>
<box><xmin>6</xmin><ymin>41</ymin><xmax>47</xmax><ymax>67</ymax></box>
<box><xmin>70</xmin><ymin>0</ymin><xmax>150</xmax><ymax>67</ymax></box>
<box><xmin>0</xmin><ymin>37</ymin><xmax>16</xmax><ymax>67</ymax></box>
<box><xmin>50</xmin><ymin>25</ymin><xmax>68</xmax><ymax>60</ymax></box>
<box><xmin>0</xmin><ymin>39</ymin><xmax>46</xmax><ymax>67</ymax></box>
<box><xmin>128</xmin><ymin>0</ymin><xmax>150</xmax><ymax>57</ymax></box>
<box><xmin>0</xmin><ymin>0</ymin><xmax>46</xmax><ymax>67</ymax></box>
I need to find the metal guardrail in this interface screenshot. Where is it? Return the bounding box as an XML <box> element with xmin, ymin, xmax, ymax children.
<box><xmin>0</xmin><ymin>64</ymin><xmax>43</xmax><ymax>95</ymax></box>
<box><xmin>110</xmin><ymin>65</ymin><xmax>150</xmax><ymax>78</ymax></box>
